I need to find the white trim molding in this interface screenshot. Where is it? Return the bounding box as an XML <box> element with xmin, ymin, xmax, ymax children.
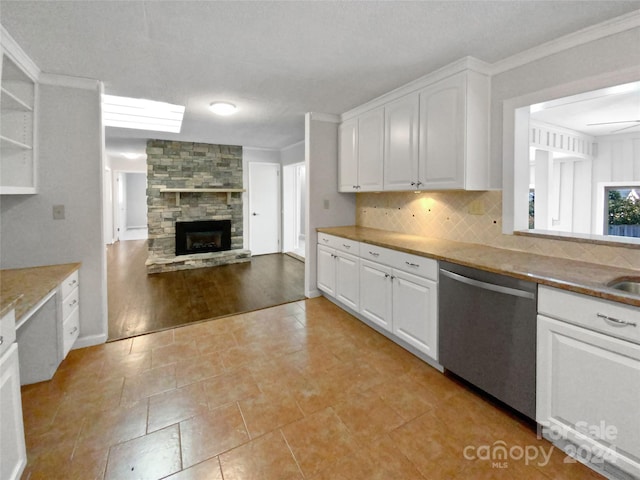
<box><xmin>1</xmin><ymin>25</ymin><xmax>40</xmax><ymax>80</ymax></box>
<box><xmin>39</xmin><ymin>72</ymin><xmax>100</xmax><ymax>90</ymax></box>
<box><xmin>73</xmin><ymin>333</ymin><xmax>108</xmax><ymax>349</ymax></box>
<box><xmin>491</xmin><ymin>9</ymin><xmax>640</xmax><ymax>75</ymax></box>
<box><xmin>308</xmin><ymin>112</ymin><xmax>340</xmax><ymax>123</ymax></box>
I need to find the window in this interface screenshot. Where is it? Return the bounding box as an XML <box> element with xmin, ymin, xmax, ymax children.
<box><xmin>606</xmin><ymin>186</ymin><xmax>640</xmax><ymax>238</ymax></box>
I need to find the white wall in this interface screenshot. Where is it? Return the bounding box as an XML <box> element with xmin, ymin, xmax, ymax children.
<box><xmin>125</xmin><ymin>172</ymin><xmax>147</xmax><ymax>228</ymax></box>
<box><xmin>496</xmin><ymin>26</ymin><xmax>640</xmax><ymax>233</ymax></box>
<box><xmin>107</xmin><ymin>154</ymin><xmax>147</xmax><ymax>172</ymax></box>
<box><xmin>281</xmin><ymin>140</ymin><xmax>304</xmax><ymax>166</ymax></box>
<box><xmin>0</xmin><ymin>79</ymin><xmax>107</xmax><ymax>347</ymax></box>
<box><xmin>305</xmin><ymin>113</ymin><xmax>356</xmax><ymax>297</ymax></box>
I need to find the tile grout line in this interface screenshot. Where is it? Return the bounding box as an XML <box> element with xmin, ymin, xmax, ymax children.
<box><xmin>279</xmin><ymin>428</ymin><xmax>306</xmax><ymax>479</ymax></box>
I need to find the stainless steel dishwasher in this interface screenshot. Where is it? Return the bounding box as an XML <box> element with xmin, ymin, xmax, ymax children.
<box><xmin>438</xmin><ymin>261</ymin><xmax>537</xmax><ymax>419</ymax></box>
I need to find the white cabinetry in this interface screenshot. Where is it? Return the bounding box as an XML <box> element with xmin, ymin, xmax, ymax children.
<box><xmin>418</xmin><ymin>70</ymin><xmax>489</xmax><ymax>190</ymax></box>
<box><xmin>1</xmin><ymin>28</ymin><xmax>39</xmax><ymax>194</ymax></box>
<box><xmin>0</xmin><ymin>309</ymin><xmax>27</xmax><ymax>480</ymax></box>
<box><xmin>317</xmin><ymin>234</ymin><xmax>360</xmax><ymax>311</ymax></box>
<box><xmin>338</xmin><ymin>61</ymin><xmax>491</xmax><ymax>192</ymax></box>
<box><xmin>59</xmin><ymin>270</ymin><xmax>80</xmax><ymax>357</ymax></box>
<box><xmin>338</xmin><ymin>108</ymin><xmax>384</xmax><ymax>192</ymax></box>
<box><xmin>383</xmin><ymin>93</ymin><xmax>419</xmax><ymax>191</ymax></box>
<box><xmin>537</xmin><ymin>286</ymin><xmax>640</xmax><ymax>479</ymax></box>
<box><xmin>358</xmin><ymin>243</ymin><xmax>439</xmax><ymax>360</ymax></box>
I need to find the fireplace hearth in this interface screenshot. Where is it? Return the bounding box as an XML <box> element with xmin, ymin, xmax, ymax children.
<box><xmin>175</xmin><ymin>220</ymin><xmax>232</xmax><ymax>256</ymax></box>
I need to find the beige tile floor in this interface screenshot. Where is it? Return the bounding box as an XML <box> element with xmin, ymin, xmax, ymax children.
<box><xmin>20</xmin><ymin>297</ymin><xmax>603</xmax><ymax>480</ymax></box>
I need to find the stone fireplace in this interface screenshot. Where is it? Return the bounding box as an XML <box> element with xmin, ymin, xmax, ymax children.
<box><xmin>145</xmin><ymin>140</ymin><xmax>250</xmax><ymax>274</ymax></box>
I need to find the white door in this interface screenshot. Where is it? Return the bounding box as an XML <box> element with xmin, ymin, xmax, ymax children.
<box><xmin>392</xmin><ymin>269</ymin><xmax>438</xmax><ymax>359</ymax></box>
<box><xmin>335</xmin><ymin>251</ymin><xmax>360</xmax><ymax>311</ymax></box>
<box><xmin>359</xmin><ymin>259</ymin><xmax>393</xmax><ymax>332</ymax></box>
<box><xmin>338</xmin><ymin>119</ymin><xmax>358</xmax><ymax>192</ymax></box>
<box><xmin>316</xmin><ymin>245</ymin><xmax>336</xmax><ymax>296</ymax></box>
<box><xmin>357</xmin><ymin>107</ymin><xmax>385</xmax><ymax>191</ymax></box>
<box><xmin>249</xmin><ymin>162</ymin><xmax>280</xmax><ymax>255</ymax></box>
<box><xmin>383</xmin><ymin>92</ymin><xmax>420</xmax><ymax>191</ymax></box>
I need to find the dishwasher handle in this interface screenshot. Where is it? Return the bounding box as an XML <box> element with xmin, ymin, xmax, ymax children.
<box><xmin>440</xmin><ymin>269</ymin><xmax>535</xmax><ymax>300</ymax></box>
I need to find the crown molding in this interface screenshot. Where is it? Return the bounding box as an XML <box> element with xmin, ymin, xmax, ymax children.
<box><xmin>0</xmin><ymin>25</ymin><xmax>40</xmax><ymax>81</ymax></box>
<box><xmin>280</xmin><ymin>139</ymin><xmax>305</xmax><ymax>152</ymax></box>
<box><xmin>308</xmin><ymin>112</ymin><xmax>340</xmax><ymax>123</ymax></box>
<box><xmin>490</xmin><ymin>9</ymin><xmax>640</xmax><ymax>75</ymax></box>
<box><xmin>39</xmin><ymin>72</ymin><xmax>100</xmax><ymax>90</ymax></box>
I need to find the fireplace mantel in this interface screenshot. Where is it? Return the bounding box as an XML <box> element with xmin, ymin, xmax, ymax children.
<box><xmin>160</xmin><ymin>188</ymin><xmax>246</xmax><ymax>205</ymax></box>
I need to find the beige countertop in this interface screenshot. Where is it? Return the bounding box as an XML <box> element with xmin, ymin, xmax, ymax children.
<box><xmin>317</xmin><ymin>226</ymin><xmax>640</xmax><ymax>308</ymax></box>
<box><xmin>0</xmin><ymin>263</ymin><xmax>81</xmax><ymax>320</ymax></box>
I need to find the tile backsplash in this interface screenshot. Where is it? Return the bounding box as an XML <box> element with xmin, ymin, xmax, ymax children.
<box><xmin>356</xmin><ymin>191</ymin><xmax>640</xmax><ymax>270</ymax></box>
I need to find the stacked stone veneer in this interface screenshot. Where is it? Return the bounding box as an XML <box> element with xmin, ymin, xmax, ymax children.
<box><xmin>145</xmin><ymin>140</ymin><xmax>250</xmax><ymax>274</ymax></box>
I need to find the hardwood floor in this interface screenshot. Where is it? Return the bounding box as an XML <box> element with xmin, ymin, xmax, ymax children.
<box><xmin>107</xmin><ymin>240</ymin><xmax>305</xmax><ymax>340</ymax></box>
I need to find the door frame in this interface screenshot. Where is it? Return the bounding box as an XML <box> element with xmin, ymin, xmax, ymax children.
<box><xmin>247</xmin><ymin>161</ymin><xmax>282</xmax><ymax>255</ymax></box>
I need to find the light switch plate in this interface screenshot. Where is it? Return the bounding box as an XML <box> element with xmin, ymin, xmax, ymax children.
<box><xmin>53</xmin><ymin>205</ymin><xmax>65</xmax><ymax>220</ymax></box>
<box><xmin>323</xmin><ymin>199</ymin><xmax>330</xmax><ymax>209</ymax></box>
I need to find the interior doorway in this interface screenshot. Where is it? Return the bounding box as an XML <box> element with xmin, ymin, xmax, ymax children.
<box><xmin>114</xmin><ymin>171</ymin><xmax>148</xmax><ymax>241</ymax></box>
<box><xmin>283</xmin><ymin>162</ymin><xmax>306</xmax><ymax>258</ymax></box>
<box><xmin>248</xmin><ymin>162</ymin><xmax>281</xmax><ymax>255</ymax></box>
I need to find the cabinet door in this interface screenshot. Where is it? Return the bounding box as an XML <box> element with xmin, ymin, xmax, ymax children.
<box><xmin>335</xmin><ymin>251</ymin><xmax>360</xmax><ymax>311</ymax></box>
<box><xmin>338</xmin><ymin>118</ymin><xmax>358</xmax><ymax>192</ymax></box>
<box><xmin>537</xmin><ymin>315</ymin><xmax>640</xmax><ymax>478</ymax></box>
<box><xmin>359</xmin><ymin>259</ymin><xmax>393</xmax><ymax>332</ymax></box>
<box><xmin>316</xmin><ymin>245</ymin><xmax>336</xmax><ymax>296</ymax></box>
<box><xmin>392</xmin><ymin>269</ymin><xmax>438</xmax><ymax>359</ymax></box>
<box><xmin>418</xmin><ymin>73</ymin><xmax>465</xmax><ymax>189</ymax></box>
<box><xmin>357</xmin><ymin>107</ymin><xmax>384</xmax><ymax>191</ymax></box>
<box><xmin>384</xmin><ymin>93</ymin><xmax>419</xmax><ymax>191</ymax></box>
<box><xmin>0</xmin><ymin>343</ymin><xmax>27</xmax><ymax>480</ymax></box>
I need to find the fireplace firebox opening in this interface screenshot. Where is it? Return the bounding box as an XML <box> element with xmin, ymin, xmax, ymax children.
<box><xmin>175</xmin><ymin>220</ymin><xmax>232</xmax><ymax>256</ymax></box>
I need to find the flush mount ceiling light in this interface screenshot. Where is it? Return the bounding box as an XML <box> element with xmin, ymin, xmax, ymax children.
<box><xmin>209</xmin><ymin>102</ymin><xmax>237</xmax><ymax>116</ymax></box>
<box><xmin>102</xmin><ymin>95</ymin><xmax>185</xmax><ymax>133</ymax></box>
<box><xmin>122</xmin><ymin>152</ymin><xmax>144</xmax><ymax>160</ymax></box>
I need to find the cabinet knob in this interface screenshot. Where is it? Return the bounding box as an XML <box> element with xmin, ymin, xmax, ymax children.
<box><xmin>410</xmin><ymin>182</ymin><xmax>416</xmax><ymax>186</ymax></box>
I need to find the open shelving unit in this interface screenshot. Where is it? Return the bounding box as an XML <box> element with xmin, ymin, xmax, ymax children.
<box><xmin>1</xmin><ymin>29</ymin><xmax>39</xmax><ymax>194</ymax></box>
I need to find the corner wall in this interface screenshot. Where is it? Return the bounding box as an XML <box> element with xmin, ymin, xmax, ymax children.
<box><xmin>0</xmin><ymin>80</ymin><xmax>107</xmax><ymax>347</ymax></box>
<box><xmin>305</xmin><ymin>113</ymin><xmax>356</xmax><ymax>297</ymax></box>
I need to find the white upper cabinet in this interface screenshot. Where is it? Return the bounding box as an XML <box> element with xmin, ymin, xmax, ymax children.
<box><xmin>419</xmin><ymin>70</ymin><xmax>490</xmax><ymax>190</ymax></box>
<box><xmin>383</xmin><ymin>93</ymin><xmax>419</xmax><ymax>191</ymax></box>
<box><xmin>339</xmin><ymin>59</ymin><xmax>491</xmax><ymax>192</ymax></box>
<box><xmin>1</xmin><ymin>27</ymin><xmax>40</xmax><ymax>194</ymax></box>
<box><xmin>338</xmin><ymin>107</ymin><xmax>384</xmax><ymax>192</ymax></box>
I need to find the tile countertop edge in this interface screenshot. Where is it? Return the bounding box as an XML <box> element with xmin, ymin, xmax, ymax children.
<box><xmin>0</xmin><ymin>263</ymin><xmax>82</xmax><ymax>322</ymax></box>
<box><xmin>317</xmin><ymin>226</ymin><xmax>640</xmax><ymax>308</ymax></box>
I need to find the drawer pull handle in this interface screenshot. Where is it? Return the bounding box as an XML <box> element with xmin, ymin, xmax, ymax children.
<box><xmin>69</xmin><ymin>299</ymin><xmax>78</xmax><ymax>307</ymax></box>
<box><xmin>70</xmin><ymin>326</ymin><xmax>78</xmax><ymax>334</ymax></box>
<box><xmin>322</xmin><ymin>238</ymin><xmax>329</xmax><ymax>243</ymax></box>
<box><xmin>369</xmin><ymin>251</ymin><xmax>380</xmax><ymax>257</ymax></box>
<box><xmin>597</xmin><ymin>313</ymin><xmax>637</xmax><ymax>328</ymax></box>
<box><xmin>69</xmin><ymin>279</ymin><xmax>77</xmax><ymax>286</ymax></box>
<box><xmin>343</xmin><ymin>244</ymin><xmax>351</xmax><ymax>249</ymax></box>
<box><xmin>405</xmin><ymin>261</ymin><xmax>420</xmax><ymax>268</ymax></box>
<box><xmin>0</xmin><ymin>336</ymin><xmax>3</xmax><ymax>346</ymax></box>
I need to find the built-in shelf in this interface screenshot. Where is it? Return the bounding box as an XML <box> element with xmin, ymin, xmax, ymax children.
<box><xmin>1</xmin><ymin>87</ymin><xmax>33</xmax><ymax>112</ymax></box>
<box><xmin>160</xmin><ymin>187</ymin><xmax>245</xmax><ymax>205</ymax></box>
<box><xmin>0</xmin><ymin>135</ymin><xmax>32</xmax><ymax>150</ymax></box>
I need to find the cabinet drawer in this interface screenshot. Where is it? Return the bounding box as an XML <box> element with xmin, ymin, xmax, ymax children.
<box><xmin>62</xmin><ymin>307</ymin><xmax>80</xmax><ymax>357</ymax></box>
<box><xmin>317</xmin><ymin>233</ymin><xmax>359</xmax><ymax>255</ymax></box>
<box><xmin>0</xmin><ymin>309</ymin><xmax>16</xmax><ymax>358</ymax></box>
<box><xmin>60</xmin><ymin>270</ymin><xmax>79</xmax><ymax>299</ymax></box>
<box><xmin>538</xmin><ymin>286</ymin><xmax>640</xmax><ymax>344</ymax></box>
<box><xmin>360</xmin><ymin>243</ymin><xmax>397</xmax><ymax>266</ymax></box>
<box><xmin>388</xmin><ymin>250</ymin><xmax>438</xmax><ymax>280</ymax></box>
<box><xmin>61</xmin><ymin>287</ymin><xmax>79</xmax><ymax>321</ymax></box>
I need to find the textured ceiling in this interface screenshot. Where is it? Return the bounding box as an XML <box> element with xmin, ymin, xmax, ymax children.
<box><xmin>1</xmin><ymin>1</ymin><xmax>639</xmax><ymax>157</ymax></box>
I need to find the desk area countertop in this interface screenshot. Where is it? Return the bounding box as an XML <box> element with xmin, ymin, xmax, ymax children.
<box><xmin>0</xmin><ymin>263</ymin><xmax>81</xmax><ymax>320</ymax></box>
<box><xmin>317</xmin><ymin>226</ymin><xmax>640</xmax><ymax>307</ymax></box>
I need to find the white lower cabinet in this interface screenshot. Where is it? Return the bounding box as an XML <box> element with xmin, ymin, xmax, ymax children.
<box><xmin>392</xmin><ymin>269</ymin><xmax>438</xmax><ymax>359</ymax></box>
<box><xmin>316</xmin><ymin>237</ymin><xmax>360</xmax><ymax>312</ymax></box>
<box><xmin>359</xmin><ymin>259</ymin><xmax>393</xmax><ymax>331</ymax></box>
<box><xmin>0</xmin><ymin>310</ymin><xmax>27</xmax><ymax>480</ymax></box>
<box><xmin>537</xmin><ymin>286</ymin><xmax>640</xmax><ymax>479</ymax></box>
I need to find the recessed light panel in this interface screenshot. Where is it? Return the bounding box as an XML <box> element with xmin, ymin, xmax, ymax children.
<box><xmin>103</xmin><ymin>95</ymin><xmax>185</xmax><ymax>133</ymax></box>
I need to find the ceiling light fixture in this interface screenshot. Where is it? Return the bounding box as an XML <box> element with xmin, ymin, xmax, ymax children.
<box><xmin>209</xmin><ymin>102</ymin><xmax>237</xmax><ymax>116</ymax></box>
<box><xmin>102</xmin><ymin>95</ymin><xmax>185</xmax><ymax>133</ymax></box>
<box><xmin>122</xmin><ymin>152</ymin><xmax>144</xmax><ymax>160</ymax></box>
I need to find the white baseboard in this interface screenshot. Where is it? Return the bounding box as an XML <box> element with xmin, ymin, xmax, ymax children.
<box><xmin>73</xmin><ymin>333</ymin><xmax>107</xmax><ymax>349</ymax></box>
<box><xmin>306</xmin><ymin>288</ymin><xmax>322</xmax><ymax>298</ymax></box>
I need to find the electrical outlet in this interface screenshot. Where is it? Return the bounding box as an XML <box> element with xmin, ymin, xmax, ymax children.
<box><xmin>52</xmin><ymin>205</ymin><xmax>65</xmax><ymax>220</ymax></box>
